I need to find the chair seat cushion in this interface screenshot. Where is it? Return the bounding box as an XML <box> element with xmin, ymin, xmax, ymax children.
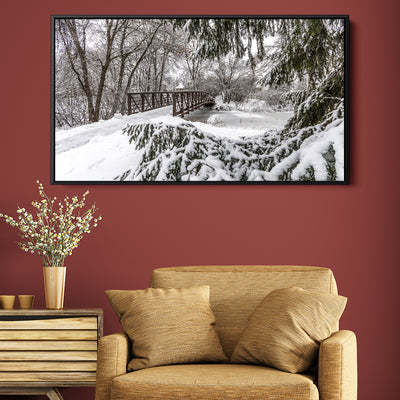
<box><xmin>111</xmin><ymin>364</ymin><xmax>319</xmax><ymax>400</ymax></box>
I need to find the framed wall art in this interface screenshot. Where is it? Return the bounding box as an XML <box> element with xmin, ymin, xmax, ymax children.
<box><xmin>51</xmin><ymin>15</ymin><xmax>349</xmax><ymax>184</ymax></box>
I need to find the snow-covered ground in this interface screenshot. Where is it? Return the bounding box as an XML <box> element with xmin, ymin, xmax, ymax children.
<box><xmin>55</xmin><ymin>106</ymin><xmax>292</xmax><ymax>181</ymax></box>
<box><xmin>56</xmin><ymin>106</ymin><xmax>173</xmax><ymax>181</ymax></box>
<box><xmin>56</xmin><ymin>106</ymin><xmax>175</xmax><ymax>154</ymax></box>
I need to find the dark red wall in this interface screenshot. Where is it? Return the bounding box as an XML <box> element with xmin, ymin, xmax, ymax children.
<box><xmin>1</xmin><ymin>0</ymin><xmax>399</xmax><ymax>399</ymax></box>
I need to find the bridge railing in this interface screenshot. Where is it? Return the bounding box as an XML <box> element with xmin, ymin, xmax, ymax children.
<box><xmin>172</xmin><ymin>91</ymin><xmax>215</xmax><ymax>117</ymax></box>
<box><xmin>127</xmin><ymin>91</ymin><xmax>214</xmax><ymax>117</ymax></box>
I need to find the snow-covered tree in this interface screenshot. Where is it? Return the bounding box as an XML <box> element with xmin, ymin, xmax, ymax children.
<box><xmin>55</xmin><ymin>19</ymin><xmax>167</xmax><ymax>126</ymax></box>
<box><xmin>201</xmin><ymin>55</ymin><xmax>255</xmax><ymax>103</ymax></box>
<box><xmin>175</xmin><ymin>18</ymin><xmax>345</xmax><ymax>129</ymax></box>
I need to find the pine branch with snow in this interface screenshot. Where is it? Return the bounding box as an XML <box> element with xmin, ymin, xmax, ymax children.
<box><xmin>116</xmin><ymin>101</ymin><xmax>344</xmax><ymax>182</ymax></box>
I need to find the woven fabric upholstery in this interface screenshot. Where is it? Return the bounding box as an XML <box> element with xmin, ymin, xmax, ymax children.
<box><xmin>95</xmin><ymin>332</ymin><xmax>130</xmax><ymax>400</ymax></box>
<box><xmin>151</xmin><ymin>265</ymin><xmax>338</xmax><ymax>357</ymax></box>
<box><xmin>110</xmin><ymin>364</ymin><xmax>319</xmax><ymax>400</ymax></box>
<box><xmin>319</xmin><ymin>330</ymin><xmax>358</xmax><ymax>400</ymax></box>
<box><xmin>95</xmin><ymin>266</ymin><xmax>357</xmax><ymax>400</ymax></box>
<box><xmin>231</xmin><ymin>287</ymin><xmax>347</xmax><ymax>373</ymax></box>
<box><xmin>106</xmin><ymin>286</ymin><xmax>227</xmax><ymax>371</ymax></box>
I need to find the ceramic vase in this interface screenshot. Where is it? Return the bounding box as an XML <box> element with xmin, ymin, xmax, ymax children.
<box><xmin>43</xmin><ymin>267</ymin><xmax>66</xmax><ymax>309</ymax></box>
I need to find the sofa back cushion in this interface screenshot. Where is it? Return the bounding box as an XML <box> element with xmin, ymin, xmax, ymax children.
<box><xmin>106</xmin><ymin>286</ymin><xmax>227</xmax><ymax>371</ymax></box>
<box><xmin>231</xmin><ymin>287</ymin><xmax>347</xmax><ymax>373</ymax></box>
<box><xmin>150</xmin><ymin>265</ymin><xmax>338</xmax><ymax>358</ymax></box>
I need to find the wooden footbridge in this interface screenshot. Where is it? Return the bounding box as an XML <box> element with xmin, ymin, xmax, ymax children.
<box><xmin>127</xmin><ymin>91</ymin><xmax>215</xmax><ymax>117</ymax></box>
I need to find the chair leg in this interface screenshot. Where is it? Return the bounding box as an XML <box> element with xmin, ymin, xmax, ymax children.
<box><xmin>46</xmin><ymin>388</ymin><xmax>64</xmax><ymax>400</ymax></box>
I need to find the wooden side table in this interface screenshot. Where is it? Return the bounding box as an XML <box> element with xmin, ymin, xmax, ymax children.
<box><xmin>0</xmin><ymin>308</ymin><xmax>103</xmax><ymax>399</ymax></box>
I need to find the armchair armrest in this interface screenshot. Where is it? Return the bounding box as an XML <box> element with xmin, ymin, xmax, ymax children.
<box><xmin>318</xmin><ymin>330</ymin><xmax>357</xmax><ymax>400</ymax></box>
<box><xmin>95</xmin><ymin>332</ymin><xmax>130</xmax><ymax>400</ymax></box>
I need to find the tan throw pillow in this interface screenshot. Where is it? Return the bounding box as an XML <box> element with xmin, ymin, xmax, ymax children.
<box><xmin>230</xmin><ymin>287</ymin><xmax>347</xmax><ymax>373</ymax></box>
<box><xmin>106</xmin><ymin>286</ymin><xmax>227</xmax><ymax>371</ymax></box>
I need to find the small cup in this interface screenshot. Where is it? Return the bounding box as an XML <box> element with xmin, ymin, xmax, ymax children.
<box><xmin>18</xmin><ymin>295</ymin><xmax>35</xmax><ymax>309</ymax></box>
<box><xmin>0</xmin><ymin>295</ymin><xmax>16</xmax><ymax>309</ymax></box>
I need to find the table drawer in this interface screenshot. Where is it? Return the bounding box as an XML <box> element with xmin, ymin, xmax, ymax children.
<box><xmin>0</xmin><ymin>371</ymin><xmax>96</xmax><ymax>383</ymax></box>
<box><xmin>0</xmin><ymin>351</ymin><xmax>97</xmax><ymax>361</ymax></box>
<box><xmin>0</xmin><ymin>317</ymin><xmax>97</xmax><ymax>330</ymax></box>
<box><xmin>0</xmin><ymin>330</ymin><xmax>97</xmax><ymax>340</ymax></box>
<box><xmin>0</xmin><ymin>361</ymin><xmax>97</xmax><ymax>372</ymax></box>
<box><xmin>0</xmin><ymin>310</ymin><xmax>102</xmax><ymax>385</ymax></box>
<box><xmin>0</xmin><ymin>341</ymin><xmax>97</xmax><ymax>351</ymax></box>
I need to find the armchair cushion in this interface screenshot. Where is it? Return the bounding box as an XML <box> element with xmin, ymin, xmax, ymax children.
<box><xmin>106</xmin><ymin>286</ymin><xmax>227</xmax><ymax>371</ymax></box>
<box><xmin>110</xmin><ymin>364</ymin><xmax>319</xmax><ymax>400</ymax></box>
<box><xmin>231</xmin><ymin>287</ymin><xmax>347</xmax><ymax>373</ymax></box>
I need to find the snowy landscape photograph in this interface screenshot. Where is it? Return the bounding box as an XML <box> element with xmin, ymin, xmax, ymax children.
<box><xmin>52</xmin><ymin>16</ymin><xmax>349</xmax><ymax>184</ymax></box>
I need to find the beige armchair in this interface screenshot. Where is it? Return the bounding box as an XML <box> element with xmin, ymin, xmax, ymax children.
<box><xmin>96</xmin><ymin>266</ymin><xmax>357</xmax><ymax>400</ymax></box>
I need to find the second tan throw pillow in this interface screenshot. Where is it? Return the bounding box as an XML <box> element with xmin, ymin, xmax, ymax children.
<box><xmin>106</xmin><ymin>286</ymin><xmax>227</xmax><ymax>371</ymax></box>
<box><xmin>231</xmin><ymin>287</ymin><xmax>347</xmax><ymax>373</ymax></box>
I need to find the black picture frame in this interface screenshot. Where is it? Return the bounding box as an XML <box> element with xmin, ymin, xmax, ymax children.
<box><xmin>51</xmin><ymin>15</ymin><xmax>349</xmax><ymax>185</ymax></box>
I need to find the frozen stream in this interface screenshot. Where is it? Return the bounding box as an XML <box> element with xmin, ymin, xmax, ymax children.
<box><xmin>185</xmin><ymin>107</ymin><xmax>293</xmax><ymax>139</ymax></box>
